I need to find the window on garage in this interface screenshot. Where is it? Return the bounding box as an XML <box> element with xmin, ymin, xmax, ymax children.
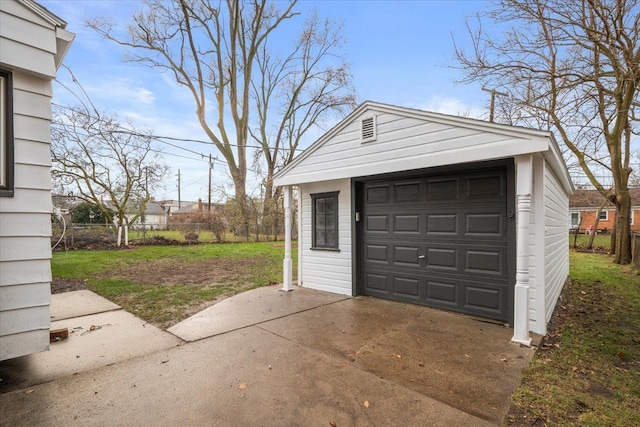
<box><xmin>599</xmin><ymin>210</ymin><xmax>608</xmax><ymax>221</ymax></box>
<box><xmin>311</xmin><ymin>191</ymin><xmax>339</xmax><ymax>250</ymax></box>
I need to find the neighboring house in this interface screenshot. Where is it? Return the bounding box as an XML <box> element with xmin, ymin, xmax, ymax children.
<box><xmin>274</xmin><ymin>101</ymin><xmax>573</xmax><ymax>345</ymax></box>
<box><xmin>139</xmin><ymin>201</ymin><xmax>167</xmax><ymax>229</ymax></box>
<box><xmin>569</xmin><ymin>188</ymin><xmax>640</xmax><ymax>233</ymax></box>
<box><xmin>0</xmin><ymin>0</ymin><xmax>73</xmax><ymax>360</ymax></box>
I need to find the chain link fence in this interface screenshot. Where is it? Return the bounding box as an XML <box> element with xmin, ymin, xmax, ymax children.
<box><xmin>51</xmin><ymin>222</ymin><xmax>295</xmax><ymax>250</ymax></box>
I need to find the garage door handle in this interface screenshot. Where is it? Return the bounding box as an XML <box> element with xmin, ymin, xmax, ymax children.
<box><xmin>418</xmin><ymin>255</ymin><xmax>426</xmax><ymax>259</ymax></box>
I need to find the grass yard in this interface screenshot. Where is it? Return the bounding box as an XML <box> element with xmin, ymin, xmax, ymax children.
<box><xmin>51</xmin><ymin>242</ymin><xmax>297</xmax><ymax>329</ymax></box>
<box><xmin>506</xmin><ymin>251</ymin><xmax>640</xmax><ymax>426</ymax></box>
<box><xmin>567</xmin><ymin>233</ymin><xmax>612</xmax><ymax>251</ymax></box>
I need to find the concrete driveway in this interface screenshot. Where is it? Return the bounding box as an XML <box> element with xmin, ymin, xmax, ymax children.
<box><xmin>0</xmin><ymin>285</ymin><xmax>536</xmax><ymax>426</ymax></box>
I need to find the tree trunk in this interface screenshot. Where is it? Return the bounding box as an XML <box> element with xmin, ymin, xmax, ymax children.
<box><xmin>614</xmin><ymin>191</ymin><xmax>632</xmax><ymax>264</ymax></box>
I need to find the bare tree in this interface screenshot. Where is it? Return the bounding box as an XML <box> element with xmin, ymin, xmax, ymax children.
<box><xmin>250</xmin><ymin>11</ymin><xmax>356</xmax><ymax>230</ymax></box>
<box><xmin>454</xmin><ymin>0</ymin><xmax>640</xmax><ymax>263</ymax></box>
<box><xmin>88</xmin><ymin>0</ymin><xmax>298</xmax><ymax>205</ymax></box>
<box><xmin>51</xmin><ymin>106</ymin><xmax>169</xmax><ymax>245</ymax></box>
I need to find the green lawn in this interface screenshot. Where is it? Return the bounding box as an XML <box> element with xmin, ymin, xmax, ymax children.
<box><xmin>567</xmin><ymin>233</ymin><xmax>612</xmax><ymax>251</ymax></box>
<box><xmin>52</xmin><ymin>242</ymin><xmax>296</xmax><ymax>328</ymax></box>
<box><xmin>506</xmin><ymin>251</ymin><xmax>640</xmax><ymax>426</ymax></box>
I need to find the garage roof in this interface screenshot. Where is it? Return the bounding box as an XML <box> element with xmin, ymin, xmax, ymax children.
<box><xmin>274</xmin><ymin>101</ymin><xmax>573</xmax><ymax>193</ymax></box>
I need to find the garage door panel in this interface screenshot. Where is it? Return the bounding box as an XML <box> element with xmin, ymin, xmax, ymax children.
<box><xmin>466</xmin><ymin>173</ymin><xmax>505</xmax><ymax>200</ymax></box>
<box><xmin>394</xmin><ymin>214</ymin><xmax>420</xmax><ymax>232</ymax></box>
<box><xmin>465</xmin><ymin>213</ymin><xmax>503</xmax><ymax>235</ymax></box>
<box><xmin>464</xmin><ymin>284</ymin><xmax>507</xmax><ymax>317</ymax></box>
<box><xmin>366</xmin><ymin>185</ymin><xmax>390</xmax><ymax>203</ymax></box>
<box><xmin>464</xmin><ymin>249</ymin><xmax>504</xmax><ymax>276</ymax></box>
<box><xmin>426</xmin><ymin>280</ymin><xmax>458</xmax><ymax>306</ymax></box>
<box><xmin>365</xmin><ymin>244</ymin><xmax>388</xmax><ymax>262</ymax></box>
<box><xmin>365</xmin><ymin>273</ymin><xmax>388</xmax><ymax>291</ymax></box>
<box><xmin>426</xmin><ymin>214</ymin><xmax>458</xmax><ymax>234</ymax></box>
<box><xmin>393</xmin><ymin>246</ymin><xmax>420</xmax><ymax>265</ymax></box>
<box><xmin>426</xmin><ymin>178</ymin><xmax>459</xmax><ymax>201</ymax></box>
<box><xmin>394</xmin><ymin>181</ymin><xmax>421</xmax><ymax>202</ymax></box>
<box><xmin>394</xmin><ymin>276</ymin><xmax>420</xmax><ymax>298</ymax></box>
<box><xmin>366</xmin><ymin>215</ymin><xmax>389</xmax><ymax>232</ymax></box>
<box><xmin>426</xmin><ymin>248</ymin><xmax>457</xmax><ymax>270</ymax></box>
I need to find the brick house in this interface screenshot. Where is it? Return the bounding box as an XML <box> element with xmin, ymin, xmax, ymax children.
<box><xmin>569</xmin><ymin>189</ymin><xmax>640</xmax><ymax>233</ymax></box>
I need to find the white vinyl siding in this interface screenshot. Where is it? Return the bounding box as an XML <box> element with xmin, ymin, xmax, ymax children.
<box><xmin>543</xmin><ymin>162</ymin><xmax>570</xmax><ymax>326</ymax></box>
<box><xmin>275</xmin><ymin>109</ymin><xmax>550</xmax><ymax>187</ymax></box>
<box><xmin>0</xmin><ymin>0</ymin><xmax>70</xmax><ymax>360</ymax></box>
<box><xmin>298</xmin><ymin>179</ymin><xmax>352</xmax><ymax>295</ymax></box>
<box><xmin>0</xmin><ymin>1</ymin><xmax>59</xmax><ymax>78</ymax></box>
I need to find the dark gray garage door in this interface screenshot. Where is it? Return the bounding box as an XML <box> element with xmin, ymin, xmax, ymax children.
<box><xmin>360</xmin><ymin>166</ymin><xmax>512</xmax><ymax>322</ymax></box>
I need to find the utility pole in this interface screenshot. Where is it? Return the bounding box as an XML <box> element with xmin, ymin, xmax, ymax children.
<box><xmin>177</xmin><ymin>169</ymin><xmax>181</xmax><ymax>209</ymax></box>
<box><xmin>481</xmin><ymin>87</ymin><xmax>508</xmax><ymax>123</ymax></box>
<box><xmin>208</xmin><ymin>154</ymin><xmax>213</xmax><ymax>212</ymax></box>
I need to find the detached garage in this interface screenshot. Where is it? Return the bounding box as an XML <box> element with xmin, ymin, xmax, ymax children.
<box><xmin>274</xmin><ymin>101</ymin><xmax>572</xmax><ymax>345</ymax></box>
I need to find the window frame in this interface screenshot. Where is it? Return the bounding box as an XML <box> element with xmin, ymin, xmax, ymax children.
<box><xmin>598</xmin><ymin>210</ymin><xmax>608</xmax><ymax>221</ymax></box>
<box><xmin>310</xmin><ymin>191</ymin><xmax>339</xmax><ymax>251</ymax></box>
<box><xmin>570</xmin><ymin>211</ymin><xmax>580</xmax><ymax>227</ymax></box>
<box><xmin>0</xmin><ymin>68</ymin><xmax>14</xmax><ymax>197</ymax></box>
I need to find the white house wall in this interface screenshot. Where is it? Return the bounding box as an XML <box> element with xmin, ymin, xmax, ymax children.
<box><xmin>0</xmin><ymin>1</ymin><xmax>71</xmax><ymax>361</ymax></box>
<box><xmin>0</xmin><ymin>1</ymin><xmax>60</xmax><ymax>78</ymax></box>
<box><xmin>543</xmin><ymin>160</ymin><xmax>570</xmax><ymax>324</ymax></box>
<box><xmin>298</xmin><ymin>179</ymin><xmax>352</xmax><ymax>295</ymax></box>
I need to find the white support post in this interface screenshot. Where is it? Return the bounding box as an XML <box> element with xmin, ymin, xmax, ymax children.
<box><xmin>513</xmin><ymin>155</ymin><xmax>533</xmax><ymax>346</ymax></box>
<box><xmin>281</xmin><ymin>185</ymin><xmax>294</xmax><ymax>291</ymax></box>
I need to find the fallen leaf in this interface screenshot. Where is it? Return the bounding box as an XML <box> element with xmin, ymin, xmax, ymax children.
<box><xmin>364</xmin><ymin>400</ymin><xmax>370</xmax><ymax>408</ymax></box>
<box><xmin>464</xmin><ymin>354</ymin><xmax>471</xmax><ymax>358</ymax></box>
<box><xmin>25</xmin><ymin>389</ymin><xmax>34</xmax><ymax>394</ymax></box>
<box><xmin>238</xmin><ymin>383</ymin><xmax>247</xmax><ymax>390</ymax></box>
<box><xmin>329</xmin><ymin>422</ymin><xmax>337</xmax><ymax>427</ymax></box>
<box><xmin>500</xmin><ymin>358</ymin><xmax>508</xmax><ymax>362</ymax></box>
<box><xmin>395</xmin><ymin>354</ymin><xmax>402</xmax><ymax>359</ymax></box>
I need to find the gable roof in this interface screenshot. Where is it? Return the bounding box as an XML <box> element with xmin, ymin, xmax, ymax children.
<box><xmin>570</xmin><ymin>189</ymin><xmax>640</xmax><ymax>208</ymax></box>
<box><xmin>17</xmin><ymin>0</ymin><xmax>67</xmax><ymax>27</ymax></box>
<box><xmin>274</xmin><ymin>101</ymin><xmax>573</xmax><ymax>193</ymax></box>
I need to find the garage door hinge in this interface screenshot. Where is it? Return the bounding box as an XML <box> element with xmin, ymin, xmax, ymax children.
<box><xmin>355</xmin><ymin>212</ymin><xmax>360</xmax><ymax>222</ymax></box>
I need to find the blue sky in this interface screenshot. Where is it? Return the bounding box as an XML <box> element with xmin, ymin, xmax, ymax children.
<box><xmin>42</xmin><ymin>0</ymin><xmax>496</xmax><ymax>202</ymax></box>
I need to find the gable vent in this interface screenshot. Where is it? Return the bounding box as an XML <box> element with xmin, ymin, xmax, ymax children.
<box><xmin>361</xmin><ymin>116</ymin><xmax>377</xmax><ymax>142</ymax></box>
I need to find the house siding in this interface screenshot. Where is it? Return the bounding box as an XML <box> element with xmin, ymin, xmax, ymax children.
<box><xmin>0</xmin><ymin>0</ymin><xmax>69</xmax><ymax>361</ymax></box>
<box><xmin>298</xmin><ymin>179</ymin><xmax>352</xmax><ymax>295</ymax></box>
<box><xmin>544</xmin><ymin>162</ymin><xmax>570</xmax><ymax>327</ymax></box>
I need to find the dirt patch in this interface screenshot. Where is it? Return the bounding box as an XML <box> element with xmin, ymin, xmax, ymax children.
<box><xmin>51</xmin><ymin>277</ymin><xmax>88</xmax><ymax>294</ymax></box>
<box><xmin>101</xmin><ymin>257</ymin><xmax>267</xmax><ymax>286</ymax></box>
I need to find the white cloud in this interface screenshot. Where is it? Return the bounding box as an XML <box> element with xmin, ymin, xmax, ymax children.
<box><xmin>414</xmin><ymin>96</ymin><xmax>486</xmax><ymax>120</ymax></box>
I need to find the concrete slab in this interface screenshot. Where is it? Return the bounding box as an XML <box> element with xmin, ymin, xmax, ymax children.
<box><xmin>50</xmin><ymin>290</ymin><xmax>120</xmax><ymax>321</ymax></box>
<box><xmin>0</xmin><ymin>310</ymin><xmax>182</xmax><ymax>392</ymax></box>
<box><xmin>260</xmin><ymin>296</ymin><xmax>535</xmax><ymax>425</ymax></box>
<box><xmin>0</xmin><ymin>326</ymin><xmax>493</xmax><ymax>427</ymax></box>
<box><xmin>168</xmin><ymin>284</ymin><xmax>350</xmax><ymax>341</ymax></box>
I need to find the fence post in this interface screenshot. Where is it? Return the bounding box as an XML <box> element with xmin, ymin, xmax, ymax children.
<box><xmin>633</xmin><ymin>234</ymin><xmax>640</xmax><ymax>268</ymax></box>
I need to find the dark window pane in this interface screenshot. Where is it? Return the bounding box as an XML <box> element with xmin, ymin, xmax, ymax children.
<box><xmin>316</xmin><ymin>231</ymin><xmax>325</xmax><ymax>246</ymax></box>
<box><xmin>316</xmin><ymin>198</ymin><xmax>325</xmax><ymax>214</ymax></box>
<box><xmin>325</xmin><ymin>230</ymin><xmax>336</xmax><ymax>247</ymax></box>
<box><xmin>325</xmin><ymin>214</ymin><xmax>335</xmax><ymax>229</ymax></box>
<box><xmin>316</xmin><ymin>214</ymin><xmax>325</xmax><ymax>228</ymax></box>
<box><xmin>325</xmin><ymin>197</ymin><xmax>334</xmax><ymax>214</ymax></box>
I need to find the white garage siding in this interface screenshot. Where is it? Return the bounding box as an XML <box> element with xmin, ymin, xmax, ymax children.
<box><xmin>543</xmin><ymin>162</ymin><xmax>570</xmax><ymax>324</ymax></box>
<box><xmin>298</xmin><ymin>179</ymin><xmax>352</xmax><ymax>295</ymax></box>
<box><xmin>0</xmin><ymin>0</ymin><xmax>73</xmax><ymax>361</ymax></box>
<box><xmin>276</xmin><ymin>107</ymin><xmax>549</xmax><ymax>187</ymax></box>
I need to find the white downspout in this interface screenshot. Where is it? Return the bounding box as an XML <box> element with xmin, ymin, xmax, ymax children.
<box><xmin>281</xmin><ymin>185</ymin><xmax>294</xmax><ymax>291</ymax></box>
<box><xmin>512</xmin><ymin>154</ymin><xmax>533</xmax><ymax>346</ymax></box>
